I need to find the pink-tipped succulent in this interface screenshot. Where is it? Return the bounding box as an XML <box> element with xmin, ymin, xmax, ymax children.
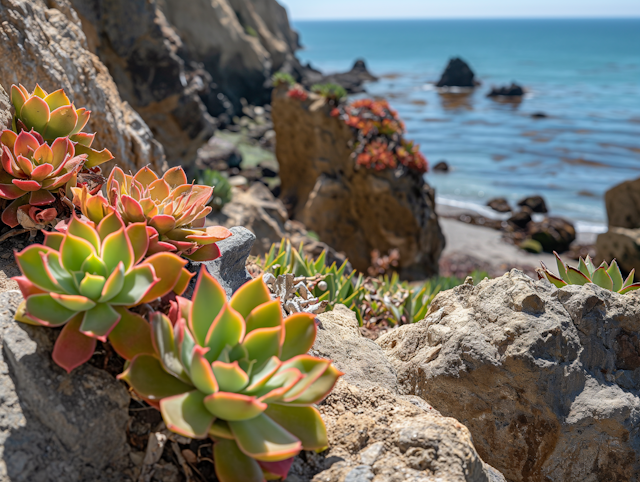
<box><xmin>120</xmin><ymin>271</ymin><xmax>342</xmax><ymax>482</ymax></box>
<box><xmin>11</xmin><ymin>84</ymin><xmax>113</xmax><ymax>167</ymax></box>
<box><xmin>539</xmin><ymin>252</ymin><xmax>640</xmax><ymax>294</ymax></box>
<box><xmin>13</xmin><ymin>214</ymin><xmax>194</xmax><ymax>373</ymax></box>
<box><xmin>0</xmin><ymin>129</ymin><xmax>86</xmax><ymax>228</ymax></box>
<box><xmin>73</xmin><ymin>165</ymin><xmax>232</xmax><ymax>261</ymax></box>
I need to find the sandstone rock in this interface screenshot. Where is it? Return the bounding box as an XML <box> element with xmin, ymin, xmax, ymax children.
<box><xmin>602</xmin><ymin>177</ymin><xmax>640</xmax><ymax>229</ymax></box>
<box><xmin>436</xmin><ymin>58</ymin><xmax>478</xmax><ymax>88</ymax></box>
<box><xmin>160</xmin><ymin>0</ymin><xmax>299</xmax><ymax>111</ymax></box>
<box><xmin>378</xmin><ymin>270</ymin><xmax>640</xmax><ymax>481</ymax></box>
<box><xmin>0</xmin><ymin>0</ymin><xmax>165</xmax><ymax>173</ymax></box>
<box><xmin>596</xmin><ymin>227</ymin><xmax>640</xmax><ymax>276</ymax></box>
<box><xmin>272</xmin><ymin>87</ymin><xmax>445</xmax><ymax>278</ymax></box>
<box><xmin>311</xmin><ymin>305</ymin><xmax>398</xmax><ymax>393</ymax></box>
<box><xmin>287</xmin><ymin>380</ymin><xmax>506</xmax><ymax>482</ymax></box>
<box><xmin>186</xmin><ymin>226</ymin><xmax>255</xmax><ymax>298</ymax></box>
<box><xmin>0</xmin><ymin>291</ymin><xmax>135</xmax><ymax>481</ymax></box>
<box><xmin>70</xmin><ymin>0</ymin><xmax>216</xmax><ymax>167</ymax></box>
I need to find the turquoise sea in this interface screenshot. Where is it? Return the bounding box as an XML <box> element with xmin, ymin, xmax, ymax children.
<box><xmin>293</xmin><ymin>19</ymin><xmax>640</xmax><ymax>232</ymax></box>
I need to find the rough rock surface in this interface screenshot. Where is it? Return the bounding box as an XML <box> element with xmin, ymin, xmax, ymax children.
<box><xmin>160</xmin><ymin>0</ymin><xmax>299</xmax><ymax>110</ymax></box>
<box><xmin>70</xmin><ymin>0</ymin><xmax>216</xmax><ymax>167</ymax></box>
<box><xmin>272</xmin><ymin>87</ymin><xmax>445</xmax><ymax>278</ymax></box>
<box><xmin>0</xmin><ymin>0</ymin><xmax>165</xmax><ymax>173</ymax></box>
<box><xmin>311</xmin><ymin>305</ymin><xmax>398</xmax><ymax>393</ymax></box>
<box><xmin>602</xmin><ymin>177</ymin><xmax>640</xmax><ymax>229</ymax></box>
<box><xmin>186</xmin><ymin>226</ymin><xmax>255</xmax><ymax>298</ymax></box>
<box><xmin>378</xmin><ymin>269</ymin><xmax>640</xmax><ymax>482</ymax></box>
<box><xmin>287</xmin><ymin>380</ymin><xmax>506</xmax><ymax>482</ymax></box>
<box><xmin>0</xmin><ymin>291</ymin><xmax>134</xmax><ymax>481</ymax></box>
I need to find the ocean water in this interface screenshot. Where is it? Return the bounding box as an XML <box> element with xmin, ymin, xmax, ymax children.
<box><xmin>293</xmin><ymin>19</ymin><xmax>640</xmax><ymax>232</ymax></box>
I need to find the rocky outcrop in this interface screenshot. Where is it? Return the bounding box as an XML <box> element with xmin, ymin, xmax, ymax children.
<box><xmin>487</xmin><ymin>83</ymin><xmax>525</xmax><ymax>97</ymax></box>
<box><xmin>289</xmin><ymin>380</ymin><xmax>507</xmax><ymax>482</ymax></box>
<box><xmin>0</xmin><ymin>291</ymin><xmax>135</xmax><ymax>481</ymax></box>
<box><xmin>160</xmin><ymin>0</ymin><xmax>299</xmax><ymax>111</ymax></box>
<box><xmin>302</xmin><ymin>59</ymin><xmax>379</xmax><ymax>94</ymax></box>
<box><xmin>436</xmin><ymin>58</ymin><xmax>478</xmax><ymax>88</ymax></box>
<box><xmin>597</xmin><ymin>178</ymin><xmax>640</xmax><ymax>275</ymax></box>
<box><xmin>70</xmin><ymin>0</ymin><xmax>216</xmax><ymax>167</ymax></box>
<box><xmin>272</xmin><ymin>87</ymin><xmax>445</xmax><ymax>278</ymax></box>
<box><xmin>378</xmin><ymin>270</ymin><xmax>640</xmax><ymax>482</ymax></box>
<box><xmin>0</xmin><ymin>0</ymin><xmax>165</xmax><ymax>173</ymax></box>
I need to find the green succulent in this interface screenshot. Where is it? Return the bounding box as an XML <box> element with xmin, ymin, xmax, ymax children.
<box><xmin>311</xmin><ymin>83</ymin><xmax>347</xmax><ymax>103</ymax></box>
<box><xmin>119</xmin><ymin>270</ymin><xmax>342</xmax><ymax>482</ymax></box>
<box><xmin>260</xmin><ymin>240</ymin><xmax>365</xmax><ymax>319</ymax></box>
<box><xmin>271</xmin><ymin>72</ymin><xmax>296</xmax><ymax>88</ymax></box>
<box><xmin>539</xmin><ymin>252</ymin><xmax>640</xmax><ymax>294</ymax></box>
<box><xmin>195</xmin><ymin>169</ymin><xmax>233</xmax><ymax>209</ymax></box>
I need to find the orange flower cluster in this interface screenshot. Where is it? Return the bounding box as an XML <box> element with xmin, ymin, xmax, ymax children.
<box><xmin>333</xmin><ymin>99</ymin><xmax>428</xmax><ymax>174</ymax></box>
<box><xmin>287</xmin><ymin>87</ymin><xmax>308</xmax><ymax>101</ymax></box>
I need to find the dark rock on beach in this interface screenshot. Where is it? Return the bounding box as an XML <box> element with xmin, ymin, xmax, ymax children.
<box><xmin>487</xmin><ymin>83</ymin><xmax>525</xmax><ymax>97</ymax></box>
<box><xmin>517</xmin><ymin>195</ymin><xmax>548</xmax><ymax>213</ymax></box>
<box><xmin>531</xmin><ymin>112</ymin><xmax>548</xmax><ymax>119</ymax></box>
<box><xmin>507</xmin><ymin>210</ymin><xmax>532</xmax><ymax>229</ymax></box>
<box><xmin>436</xmin><ymin>57</ymin><xmax>479</xmax><ymax>88</ymax></box>
<box><xmin>529</xmin><ymin>216</ymin><xmax>576</xmax><ymax>253</ymax></box>
<box><xmin>487</xmin><ymin>197</ymin><xmax>512</xmax><ymax>213</ymax></box>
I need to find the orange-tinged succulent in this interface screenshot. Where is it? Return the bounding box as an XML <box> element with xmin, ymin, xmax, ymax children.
<box><xmin>73</xmin><ymin>166</ymin><xmax>232</xmax><ymax>261</ymax></box>
<box><xmin>0</xmin><ymin>129</ymin><xmax>86</xmax><ymax>228</ymax></box>
<box><xmin>11</xmin><ymin>84</ymin><xmax>113</xmax><ymax>168</ymax></box>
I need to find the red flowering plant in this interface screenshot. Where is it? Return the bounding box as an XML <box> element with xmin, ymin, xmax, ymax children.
<box><xmin>286</xmin><ymin>87</ymin><xmax>308</xmax><ymax>102</ymax></box>
<box><xmin>333</xmin><ymin>98</ymin><xmax>428</xmax><ymax>174</ymax></box>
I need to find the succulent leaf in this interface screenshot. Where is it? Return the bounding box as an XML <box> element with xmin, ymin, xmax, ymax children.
<box><xmin>607</xmin><ymin>261</ymin><xmax>624</xmax><ymax>292</ymax></box>
<box><xmin>591</xmin><ymin>267</ymin><xmax>613</xmax><ymax>291</ymax></box>
<box><xmin>51</xmin><ymin>313</ymin><xmax>97</xmax><ymax>373</ymax></box>
<box><xmin>229</xmin><ymin>413</ymin><xmax>302</xmax><ymax>462</ymax></box>
<box><xmin>160</xmin><ymin>391</ymin><xmax>214</xmax><ymax>438</ymax></box>
<box><xmin>213</xmin><ymin>438</ymin><xmax>264</xmax><ymax>482</ymax></box>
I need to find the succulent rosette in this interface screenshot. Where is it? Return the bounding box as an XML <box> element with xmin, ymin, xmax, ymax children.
<box><xmin>120</xmin><ymin>270</ymin><xmax>343</xmax><ymax>482</ymax></box>
<box><xmin>0</xmin><ymin>129</ymin><xmax>86</xmax><ymax>228</ymax></box>
<box><xmin>13</xmin><ymin>213</ymin><xmax>193</xmax><ymax>372</ymax></box>
<box><xmin>73</xmin><ymin>165</ymin><xmax>232</xmax><ymax>261</ymax></box>
<box><xmin>539</xmin><ymin>252</ymin><xmax>640</xmax><ymax>294</ymax></box>
<box><xmin>11</xmin><ymin>84</ymin><xmax>114</xmax><ymax>167</ymax></box>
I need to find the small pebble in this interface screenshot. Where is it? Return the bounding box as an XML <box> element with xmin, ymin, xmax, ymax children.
<box><xmin>1</xmin><ymin>253</ymin><xmax>11</xmax><ymax>259</ymax></box>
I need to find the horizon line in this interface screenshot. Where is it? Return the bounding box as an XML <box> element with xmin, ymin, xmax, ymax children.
<box><xmin>291</xmin><ymin>16</ymin><xmax>640</xmax><ymax>21</ymax></box>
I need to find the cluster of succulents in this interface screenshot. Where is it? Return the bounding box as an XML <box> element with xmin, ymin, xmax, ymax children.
<box><xmin>332</xmin><ymin>98</ymin><xmax>429</xmax><ymax>174</ymax></box>
<box><xmin>538</xmin><ymin>252</ymin><xmax>640</xmax><ymax>294</ymax></box>
<box><xmin>258</xmin><ymin>240</ymin><xmax>365</xmax><ymax>321</ymax></box>
<box><xmin>0</xmin><ymin>84</ymin><xmax>114</xmax><ymax>230</ymax></box>
<box><xmin>71</xmin><ymin>165</ymin><xmax>232</xmax><ymax>261</ymax></box>
<box><xmin>286</xmin><ymin>86</ymin><xmax>308</xmax><ymax>102</ymax></box>
<box><xmin>120</xmin><ymin>270</ymin><xmax>341</xmax><ymax>482</ymax></box>
<box><xmin>311</xmin><ymin>83</ymin><xmax>347</xmax><ymax>103</ymax></box>
<box><xmin>5</xmin><ymin>83</ymin><xmax>343</xmax><ymax>482</ymax></box>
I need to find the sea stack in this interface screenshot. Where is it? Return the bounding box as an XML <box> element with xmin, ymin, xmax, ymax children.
<box><xmin>436</xmin><ymin>57</ymin><xmax>478</xmax><ymax>88</ymax></box>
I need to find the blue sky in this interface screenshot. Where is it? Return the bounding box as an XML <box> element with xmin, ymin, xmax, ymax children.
<box><xmin>280</xmin><ymin>0</ymin><xmax>640</xmax><ymax>20</ymax></box>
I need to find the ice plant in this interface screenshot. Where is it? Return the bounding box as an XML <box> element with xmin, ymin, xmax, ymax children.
<box><xmin>539</xmin><ymin>252</ymin><xmax>640</xmax><ymax>294</ymax></box>
<box><xmin>0</xmin><ymin>129</ymin><xmax>85</xmax><ymax>228</ymax></box>
<box><xmin>333</xmin><ymin>98</ymin><xmax>428</xmax><ymax>174</ymax></box>
<box><xmin>13</xmin><ymin>214</ymin><xmax>193</xmax><ymax>372</ymax></box>
<box><xmin>73</xmin><ymin>165</ymin><xmax>232</xmax><ymax>261</ymax></box>
<box><xmin>286</xmin><ymin>86</ymin><xmax>308</xmax><ymax>101</ymax></box>
<box><xmin>120</xmin><ymin>270</ymin><xmax>342</xmax><ymax>482</ymax></box>
<box><xmin>10</xmin><ymin>84</ymin><xmax>113</xmax><ymax>167</ymax></box>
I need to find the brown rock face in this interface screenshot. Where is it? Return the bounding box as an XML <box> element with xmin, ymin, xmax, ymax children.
<box><xmin>69</xmin><ymin>0</ymin><xmax>216</xmax><ymax>167</ymax></box>
<box><xmin>603</xmin><ymin>177</ymin><xmax>640</xmax><ymax>229</ymax></box>
<box><xmin>272</xmin><ymin>88</ymin><xmax>445</xmax><ymax>278</ymax></box>
<box><xmin>160</xmin><ymin>0</ymin><xmax>300</xmax><ymax>110</ymax></box>
<box><xmin>378</xmin><ymin>270</ymin><xmax>640</xmax><ymax>482</ymax></box>
<box><xmin>0</xmin><ymin>0</ymin><xmax>166</xmax><ymax>173</ymax></box>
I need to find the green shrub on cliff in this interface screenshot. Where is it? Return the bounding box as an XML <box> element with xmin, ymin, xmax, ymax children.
<box><xmin>311</xmin><ymin>83</ymin><xmax>348</xmax><ymax>103</ymax></box>
<box><xmin>271</xmin><ymin>71</ymin><xmax>296</xmax><ymax>88</ymax></box>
